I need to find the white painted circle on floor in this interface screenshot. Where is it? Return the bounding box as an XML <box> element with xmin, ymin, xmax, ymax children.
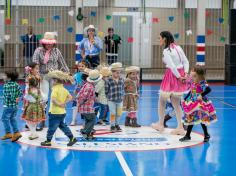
<box><xmin>17</xmin><ymin>126</ymin><xmax>204</xmax><ymax>151</ymax></box>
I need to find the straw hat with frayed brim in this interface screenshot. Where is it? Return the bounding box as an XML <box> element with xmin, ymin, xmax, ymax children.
<box><xmin>100</xmin><ymin>67</ymin><xmax>112</xmax><ymax>77</ymax></box>
<box><xmin>110</xmin><ymin>62</ymin><xmax>123</xmax><ymax>71</ymax></box>
<box><xmin>84</xmin><ymin>25</ymin><xmax>98</xmax><ymax>35</ymax></box>
<box><xmin>125</xmin><ymin>66</ymin><xmax>140</xmax><ymax>74</ymax></box>
<box><xmin>87</xmin><ymin>69</ymin><xmax>103</xmax><ymax>83</ymax></box>
<box><xmin>82</xmin><ymin>68</ymin><xmax>92</xmax><ymax>75</ymax></box>
<box><xmin>40</xmin><ymin>32</ymin><xmax>57</xmax><ymax>45</ymax></box>
<box><xmin>46</xmin><ymin>70</ymin><xmax>74</xmax><ymax>83</ymax></box>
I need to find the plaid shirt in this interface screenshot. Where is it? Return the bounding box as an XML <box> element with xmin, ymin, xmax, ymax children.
<box><xmin>105</xmin><ymin>77</ymin><xmax>124</xmax><ymax>103</ymax></box>
<box><xmin>3</xmin><ymin>81</ymin><xmax>22</xmax><ymax>107</ymax></box>
<box><xmin>33</xmin><ymin>47</ymin><xmax>69</xmax><ymax>74</ymax></box>
<box><xmin>77</xmin><ymin>82</ymin><xmax>95</xmax><ymax>114</ymax></box>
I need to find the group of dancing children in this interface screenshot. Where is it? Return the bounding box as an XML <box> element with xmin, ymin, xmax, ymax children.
<box><xmin>1</xmin><ymin>61</ymin><xmax>142</xmax><ymax>145</ymax></box>
<box><xmin>1</xmin><ymin>61</ymin><xmax>217</xmax><ymax>146</ymax></box>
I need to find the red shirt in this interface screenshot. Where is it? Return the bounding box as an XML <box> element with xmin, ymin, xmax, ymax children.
<box><xmin>77</xmin><ymin>82</ymin><xmax>95</xmax><ymax>114</ymax></box>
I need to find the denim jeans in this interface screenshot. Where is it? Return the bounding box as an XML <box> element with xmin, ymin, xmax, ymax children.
<box><xmin>47</xmin><ymin>113</ymin><xmax>73</xmax><ymax>141</ymax></box>
<box><xmin>97</xmin><ymin>103</ymin><xmax>109</xmax><ymax>121</ymax></box>
<box><xmin>81</xmin><ymin>113</ymin><xmax>96</xmax><ymax>135</ymax></box>
<box><xmin>85</xmin><ymin>55</ymin><xmax>100</xmax><ymax>68</ymax></box>
<box><xmin>1</xmin><ymin>107</ymin><xmax>19</xmax><ymax>134</ymax></box>
<box><xmin>108</xmin><ymin>101</ymin><xmax>123</xmax><ymax>126</ymax></box>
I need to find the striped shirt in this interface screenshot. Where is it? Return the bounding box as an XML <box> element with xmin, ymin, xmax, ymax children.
<box><xmin>3</xmin><ymin>81</ymin><xmax>22</xmax><ymax>107</ymax></box>
<box><xmin>32</xmin><ymin>47</ymin><xmax>69</xmax><ymax>74</ymax></box>
<box><xmin>105</xmin><ymin>77</ymin><xmax>124</xmax><ymax>103</ymax></box>
<box><xmin>77</xmin><ymin>82</ymin><xmax>95</xmax><ymax>113</ymax></box>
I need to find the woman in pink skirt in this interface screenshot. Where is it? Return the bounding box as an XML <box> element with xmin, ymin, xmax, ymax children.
<box><xmin>151</xmin><ymin>31</ymin><xmax>189</xmax><ymax>135</ymax></box>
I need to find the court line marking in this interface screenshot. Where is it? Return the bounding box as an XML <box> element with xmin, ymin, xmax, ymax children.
<box><xmin>115</xmin><ymin>151</ymin><xmax>133</xmax><ymax>176</ymax></box>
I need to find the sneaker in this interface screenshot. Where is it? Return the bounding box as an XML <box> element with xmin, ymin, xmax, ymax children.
<box><xmin>87</xmin><ymin>134</ymin><xmax>96</xmax><ymax>141</ymax></box>
<box><xmin>204</xmin><ymin>135</ymin><xmax>210</xmax><ymax>142</ymax></box>
<box><xmin>25</xmin><ymin>124</ymin><xmax>29</xmax><ymax>129</ymax></box>
<box><xmin>97</xmin><ymin>119</ymin><xmax>104</xmax><ymax>125</ymax></box>
<box><xmin>179</xmin><ymin>136</ymin><xmax>191</xmax><ymax>142</ymax></box>
<box><xmin>110</xmin><ymin>126</ymin><xmax>116</xmax><ymax>132</ymax></box>
<box><xmin>11</xmin><ymin>132</ymin><xmax>22</xmax><ymax>142</ymax></box>
<box><xmin>1</xmin><ymin>133</ymin><xmax>12</xmax><ymax>140</ymax></box>
<box><xmin>41</xmin><ymin>141</ymin><xmax>51</xmax><ymax>146</ymax></box>
<box><xmin>67</xmin><ymin>137</ymin><xmax>77</xmax><ymax>146</ymax></box>
<box><xmin>115</xmin><ymin>125</ymin><xmax>122</xmax><ymax>132</ymax></box>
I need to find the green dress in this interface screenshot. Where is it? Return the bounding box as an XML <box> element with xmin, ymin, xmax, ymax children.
<box><xmin>22</xmin><ymin>90</ymin><xmax>46</xmax><ymax>124</ymax></box>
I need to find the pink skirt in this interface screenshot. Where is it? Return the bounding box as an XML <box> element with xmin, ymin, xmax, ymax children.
<box><xmin>160</xmin><ymin>68</ymin><xmax>188</xmax><ymax>96</ymax></box>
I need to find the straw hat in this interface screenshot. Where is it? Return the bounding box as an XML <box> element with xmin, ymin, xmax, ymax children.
<box><xmin>46</xmin><ymin>70</ymin><xmax>74</xmax><ymax>83</ymax></box>
<box><xmin>87</xmin><ymin>69</ymin><xmax>103</xmax><ymax>83</ymax></box>
<box><xmin>40</xmin><ymin>32</ymin><xmax>57</xmax><ymax>45</ymax></box>
<box><xmin>84</xmin><ymin>24</ymin><xmax>98</xmax><ymax>35</ymax></box>
<box><xmin>110</xmin><ymin>62</ymin><xmax>123</xmax><ymax>71</ymax></box>
<box><xmin>82</xmin><ymin>68</ymin><xmax>92</xmax><ymax>75</ymax></box>
<box><xmin>125</xmin><ymin>66</ymin><xmax>140</xmax><ymax>74</ymax></box>
<box><xmin>100</xmin><ymin>67</ymin><xmax>112</xmax><ymax>77</ymax></box>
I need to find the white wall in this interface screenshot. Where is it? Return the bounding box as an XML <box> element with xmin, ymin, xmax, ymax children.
<box><xmin>0</xmin><ymin>0</ymin><xmax>70</xmax><ymax>6</ymax></box>
<box><xmin>185</xmin><ymin>0</ymin><xmax>222</xmax><ymax>9</ymax></box>
<box><xmin>114</xmin><ymin>0</ymin><xmax>178</xmax><ymax>8</ymax></box>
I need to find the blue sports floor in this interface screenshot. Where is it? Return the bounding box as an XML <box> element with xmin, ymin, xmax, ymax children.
<box><xmin>0</xmin><ymin>83</ymin><xmax>236</xmax><ymax>176</ymax></box>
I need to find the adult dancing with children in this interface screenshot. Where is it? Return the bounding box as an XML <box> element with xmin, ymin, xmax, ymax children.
<box><xmin>1</xmin><ymin>27</ymin><xmax>217</xmax><ymax>145</ymax></box>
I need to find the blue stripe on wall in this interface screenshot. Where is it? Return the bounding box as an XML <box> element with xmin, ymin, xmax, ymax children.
<box><xmin>197</xmin><ymin>35</ymin><xmax>205</xmax><ymax>43</ymax></box>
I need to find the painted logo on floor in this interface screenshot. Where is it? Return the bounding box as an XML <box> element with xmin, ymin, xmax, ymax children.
<box><xmin>18</xmin><ymin>126</ymin><xmax>204</xmax><ymax>151</ymax></box>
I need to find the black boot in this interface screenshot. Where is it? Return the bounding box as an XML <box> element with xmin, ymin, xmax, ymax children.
<box><xmin>131</xmin><ymin>118</ymin><xmax>141</xmax><ymax>127</ymax></box>
<box><xmin>200</xmin><ymin>123</ymin><xmax>210</xmax><ymax>142</ymax></box>
<box><xmin>164</xmin><ymin>115</ymin><xmax>172</xmax><ymax>128</ymax></box>
<box><xmin>125</xmin><ymin>116</ymin><xmax>131</xmax><ymax>126</ymax></box>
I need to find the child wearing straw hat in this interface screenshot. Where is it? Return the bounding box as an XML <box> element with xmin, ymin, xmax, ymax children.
<box><xmin>70</xmin><ymin>60</ymin><xmax>89</xmax><ymax>126</ymax></box>
<box><xmin>95</xmin><ymin>66</ymin><xmax>112</xmax><ymax>125</ymax></box>
<box><xmin>78</xmin><ymin>69</ymin><xmax>102</xmax><ymax>140</ymax></box>
<box><xmin>105</xmin><ymin>62</ymin><xmax>124</xmax><ymax>132</ymax></box>
<box><xmin>41</xmin><ymin>70</ymin><xmax>77</xmax><ymax>146</ymax></box>
<box><xmin>123</xmin><ymin>66</ymin><xmax>141</xmax><ymax>127</ymax></box>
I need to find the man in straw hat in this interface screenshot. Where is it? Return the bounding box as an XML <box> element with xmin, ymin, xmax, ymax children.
<box><xmin>95</xmin><ymin>66</ymin><xmax>112</xmax><ymax>125</ymax></box>
<box><xmin>78</xmin><ymin>69</ymin><xmax>102</xmax><ymax>140</ymax></box>
<box><xmin>78</xmin><ymin>25</ymin><xmax>103</xmax><ymax>68</ymax></box>
<box><xmin>105</xmin><ymin>62</ymin><xmax>124</xmax><ymax>132</ymax></box>
<box><xmin>41</xmin><ymin>70</ymin><xmax>77</xmax><ymax>146</ymax></box>
<box><xmin>33</xmin><ymin>32</ymin><xmax>69</xmax><ymax>131</ymax></box>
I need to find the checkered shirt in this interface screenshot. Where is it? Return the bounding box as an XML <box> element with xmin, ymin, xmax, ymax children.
<box><xmin>105</xmin><ymin>77</ymin><xmax>124</xmax><ymax>103</ymax></box>
<box><xmin>3</xmin><ymin>81</ymin><xmax>22</xmax><ymax>107</ymax></box>
<box><xmin>77</xmin><ymin>82</ymin><xmax>95</xmax><ymax>113</ymax></box>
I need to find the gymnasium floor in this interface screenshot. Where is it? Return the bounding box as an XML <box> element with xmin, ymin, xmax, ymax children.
<box><xmin>0</xmin><ymin>83</ymin><xmax>235</xmax><ymax>176</ymax></box>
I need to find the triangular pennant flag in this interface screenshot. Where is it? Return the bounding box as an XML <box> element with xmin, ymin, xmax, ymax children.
<box><xmin>186</xmin><ymin>30</ymin><xmax>193</xmax><ymax>36</ymax></box>
<box><xmin>68</xmin><ymin>10</ymin><xmax>74</xmax><ymax>17</ymax></box>
<box><xmin>67</xmin><ymin>27</ymin><xmax>73</xmax><ymax>33</ymax></box>
<box><xmin>152</xmin><ymin>17</ymin><xmax>159</xmax><ymax>23</ymax></box>
<box><xmin>207</xmin><ymin>29</ymin><xmax>213</xmax><ymax>35</ymax></box>
<box><xmin>121</xmin><ymin>17</ymin><xmax>127</xmax><ymax>23</ymax></box>
<box><xmin>91</xmin><ymin>11</ymin><xmax>96</xmax><ymax>17</ymax></box>
<box><xmin>168</xmin><ymin>16</ymin><xmax>174</xmax><ymax>22</ymax></box>
<box><xmin>22</xmin><ymin>19</ymin><xmax>28</xmax><ymax>25</ymax></box>
<box><xmin>5</xmin><ymin>19</ymin><xmax>11</xmax><ymax>25</ymax></box>
<box><xmin>127</xmin><ymin>37</ymin><xmax>134</xmax><ymax>43</ymax></box>
<box><xmin>4</xmin><ymin>35</ymin><xmax>10</xmax><ymax>41</ymax></box>
<box><xmin>174</xmin><ymin>33</ymin><xmax>179</xmax><ymax>39</ymax></box>
<box><xmin>106</xmin><ymin>15</ymin><xmax>112</xmax><ymax>20</ymax></box>
<box><xmin>37</xmin><ymin>17</ymin><xmax>45</xmax><ymax>23</ymax></box>
<box><xmin>98</xmin><ymin>31</ymin><xmax>104</xmax><ymax>38</ymax></box>
<box><xmin>53</xmin><ymin>15</ymin><xmax>60</xmax><ymax>21</ymax></box>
